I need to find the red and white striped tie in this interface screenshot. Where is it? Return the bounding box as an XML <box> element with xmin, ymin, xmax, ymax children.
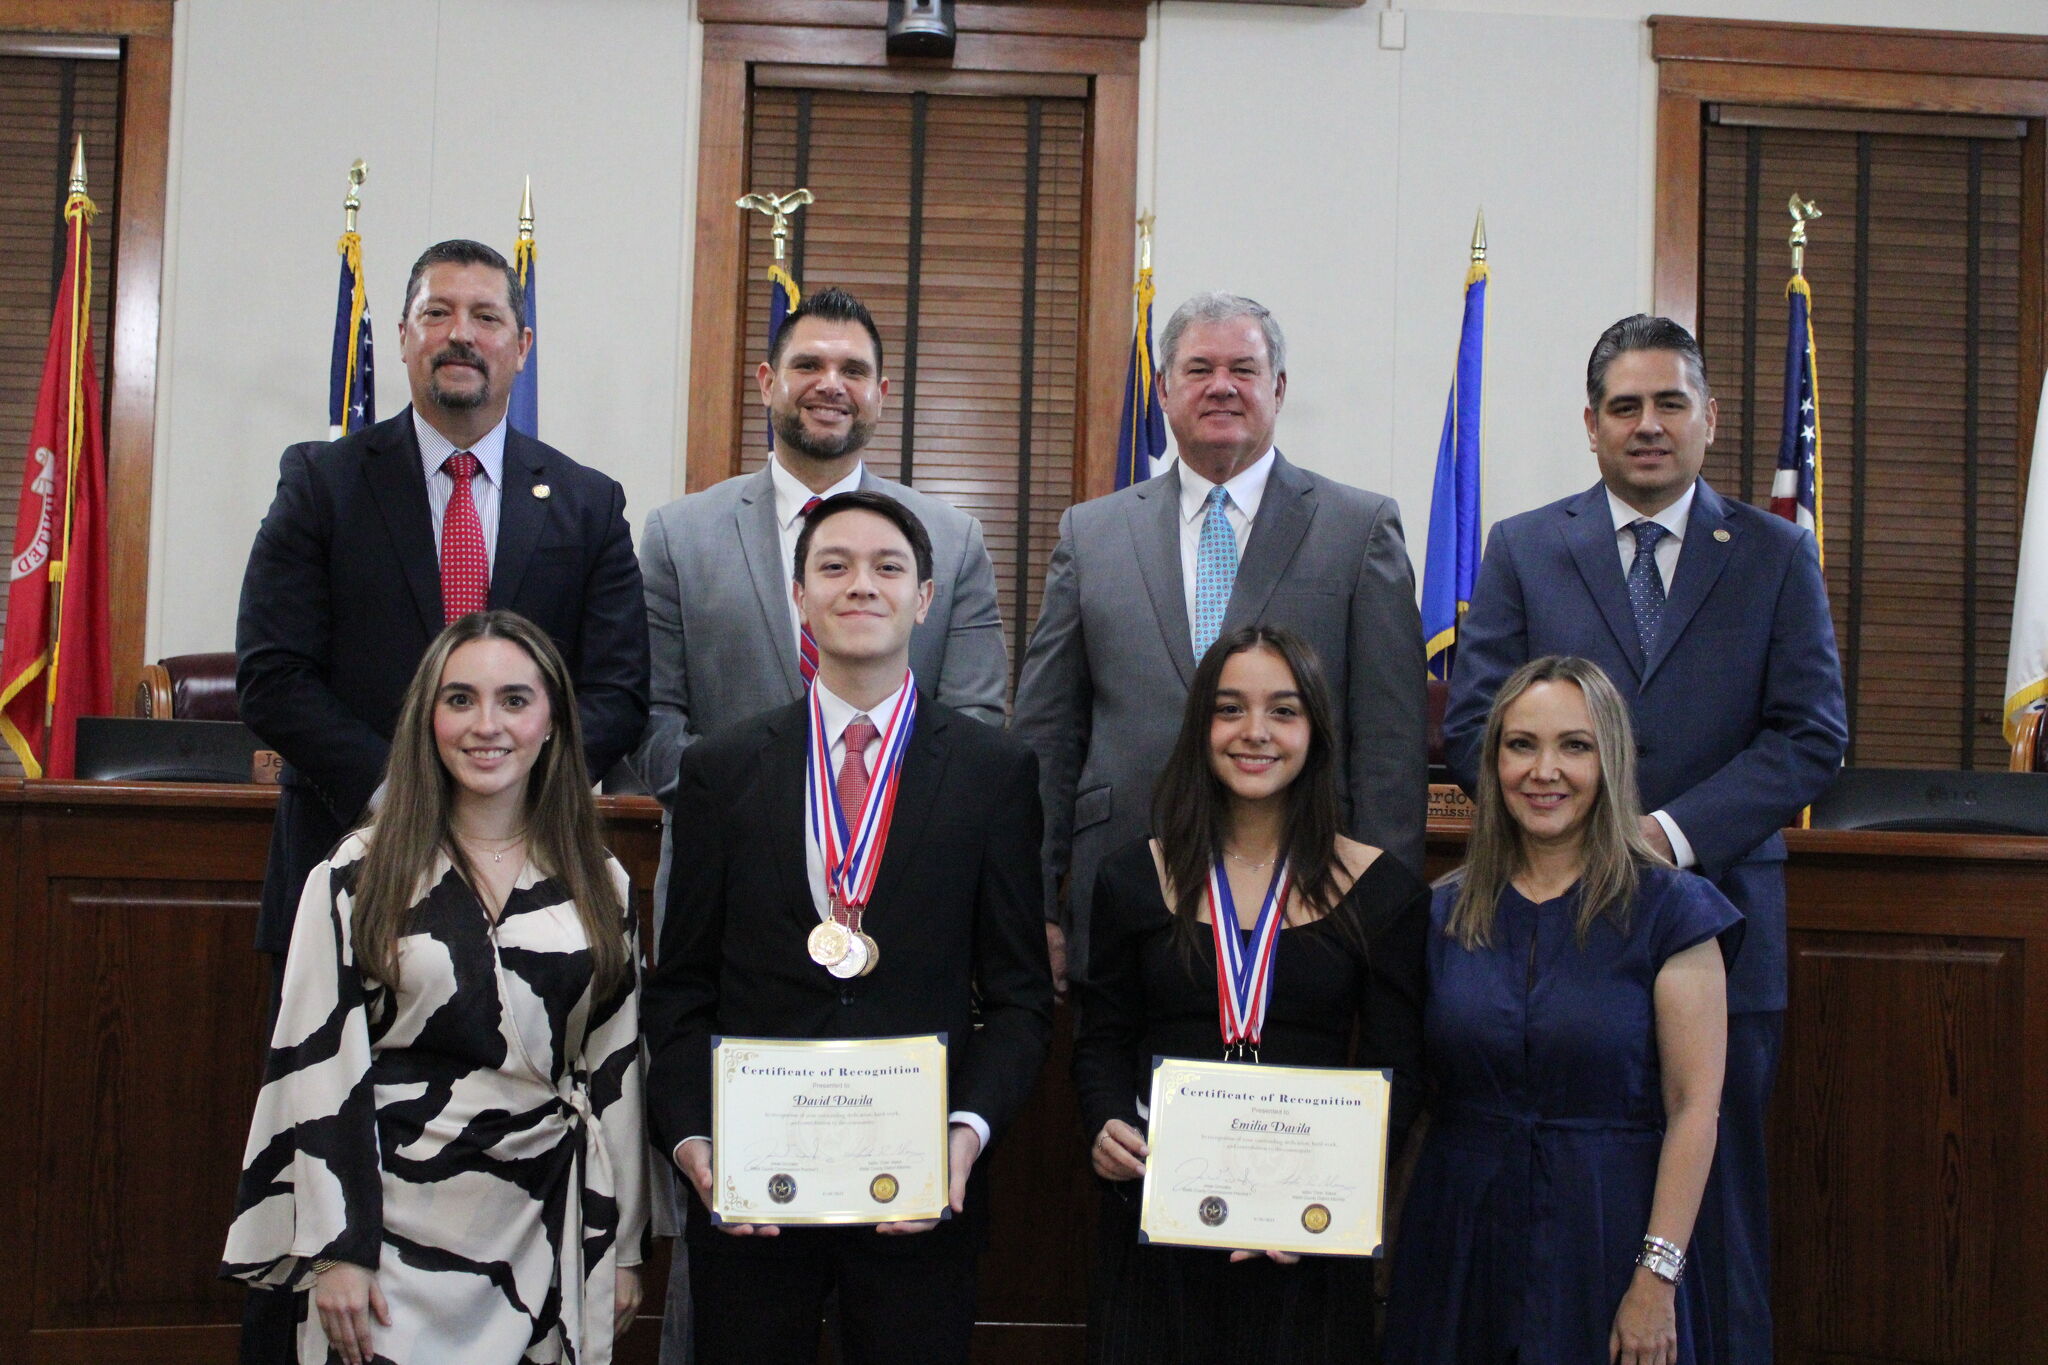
<box><xmin>440</xmin><ymin>452</ymin><xmax>489</xmax><ymax>624</ymax></box>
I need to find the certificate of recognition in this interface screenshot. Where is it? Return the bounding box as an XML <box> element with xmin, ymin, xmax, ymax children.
<box><xmin>1138</xmin><ymin>1057</ymin><xmax>1390</xmax><ymax>1257</ymax></box>
<box><xmin>710</xmin><ymin>1033</ymin><xmax>950</xmax><ymax>1226</ymax></box>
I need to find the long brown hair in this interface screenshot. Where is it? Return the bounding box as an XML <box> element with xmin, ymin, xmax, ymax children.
<box><xmin>350</xmin><ymin>611</ymin><xmax>629</xmax><ymax>997</ymax></box>
<box><xmin>1151</xmin><ymin>626</ymin><xmax>1358</xmax><ymax>950</ymax></box>
<box><xmin>1446</xmin><ymin>655</ymin><xmax>1662</xmax><ymax>949</ymax></box>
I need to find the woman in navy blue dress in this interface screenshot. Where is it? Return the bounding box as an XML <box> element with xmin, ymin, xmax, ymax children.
<box><xmin>1384</xmin><ymin>656</ymin><xmax>1738</xmax><ymax>1365</ymax></box>
<box><xmin>1075</xmin><ymin>625</ymin><xmax>1429</xmax><ymax>1364</ymax></box>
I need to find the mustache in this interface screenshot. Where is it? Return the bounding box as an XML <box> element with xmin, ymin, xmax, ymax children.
<box><xmin>432</xmin><ymin>342</ymin><xmax>486</xmax><ymax>371</ymax></box>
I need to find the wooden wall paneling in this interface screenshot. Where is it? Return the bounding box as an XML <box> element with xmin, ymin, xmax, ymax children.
<box><xmin>106</xmin><ymin>30</ymin><xmax>169</xmax><ymax>705</ymax></box>
<box><xmin>1077</xmin><ymin>70</ymin><xmax>1137</xmax><ymax>504</ymax></box>
<box><xmin>1651</xmin><ymin>16</ymin><xmax>2048</xmax><ymax>81</ymax></box>
<box><xmin>0</xmin><ymin>0</ymin><xmax>170</xmax><ymax>34</ymax></box>
<box><xmin>2023</xmin><ymin>119</ymin><xmax>2046</xmax><ymax>498</ymax></box>
<box><xmin>702</xmin><ymin>24</ymin><xmax>1137</xmax><ymax>77</ymax></box>
<box><xmin>0</xmin><ymin>783</ymin><xmax>46</xmax><ymax>1365</ymax></box>
<box><xmin>696</xmin><ymin>0</ymin><xmax>1148</xmax><ymax>41</ymax></box>
<box><xmin>685</xmin><ymin>58</ymin><xmax>750</xmax><ymax>495</ymax></box>
<box><xmin>1660</xmin><ymin>63</ymin><xmax>2048</xmax><ymax>119</ymax></box>
<box><xmin>1652</xmin><ymin>87</ymin><xmax>1704</xmax><ymax>334</ymax></box>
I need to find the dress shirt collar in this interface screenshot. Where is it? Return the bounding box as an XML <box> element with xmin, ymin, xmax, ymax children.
<box><xmin>1606</xmin><ymin>479</ymin><xmax>1696</xmax><ymax>542</ymax></box>
<box><xmin>412</xmin><ymin>407</ymin><xmax>508</xmax><ymax>487</ymax></box>
<box><xmin>811</xmin><ymin>673</ymin><xmax>913</xmax><ymax>752</ymax></box>
<box><xmin>1178</xmin><ymin>447</ymin><xmax>1277</xmax><ymax>525</ymax></box>
<box><xmin>770</xmin><ymin>453</ymin><xmax>867</xmax><ymax>532</ymax></box>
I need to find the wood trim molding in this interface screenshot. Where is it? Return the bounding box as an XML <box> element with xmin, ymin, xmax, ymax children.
<box><xmin>1651</xmin><ymin>17</ymin><xmax>2048</xmax><ymax>485</ymax></box>
<box><xmin>0</xmin><ymin>0</ymin><xmax>173</xmax><ymax>716</ymax></box>
<box><xmin>683</xmin><ymin>18</ymin><xmax>1143</xmax><ymax>495</ymax></box>
<box><xmin>697</xmin><ymin>1</ymin><xmax>1147</xmax><ymax>40</ymax></box>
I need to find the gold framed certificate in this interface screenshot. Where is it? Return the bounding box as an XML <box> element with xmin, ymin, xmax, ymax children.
<box><xmin>710</xmin><ymin>1033</ymin><xmax>950</xmax><ymax>1226</ymax></box>
<box><xmin>1138</xmin><ymin>1056</ymin><xmax>1390</xmax><ymax>1257</ymax></box>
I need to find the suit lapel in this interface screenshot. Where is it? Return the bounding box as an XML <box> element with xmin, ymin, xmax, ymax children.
<box><xmin>763</xmin><ymin>705</ymin><xmax>814</xmax><ymax>920</ymax></box>
<box><xmin>1130</xmin><ymin>467</ymin><xmax>1197</xmax><ymax>687</ymax></box>
<box><xmin>359</xmin><ymin>410</ymin><xmax>442</xmax><ymax>638</ymax></box>
<box><xmin>862</xmin><ymin>697</ymin><xmax>947</xmax><ymax>929</ymax></box>
<box><xmin>739</xmin><ymin>469</ymin><xmax>804</xmax><ymax>690</ymax></box>
<box><xmin>1561</xmin><ymin>483</ymin><xmax>1645</xmax><ymax>679</ymax></box>
<box><xmin>491</xmin><ymin>428</ymin><xmax>548</xmax><ymax>607</ymax></box>
<box><xmin>1223</xmin><ymin>451</ymin><xmax>1314</xmax><ymax>633</ymax></box>
<box><xmin>1644</xmin><ymin>480</ymin><xmax>1735</xmax><ymax>683</ymax></box>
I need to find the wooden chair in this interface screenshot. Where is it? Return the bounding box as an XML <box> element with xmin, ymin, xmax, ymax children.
<box><xmin>2010</xmin><ymin>709</ymin><xmax>2046</xmax><ymax>773</ymax></box>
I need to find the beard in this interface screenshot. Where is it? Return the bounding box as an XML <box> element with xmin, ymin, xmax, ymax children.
<box><xmin>773</xmin><ymin>402</ymin><xmax>875</xmax><ymax>463</ymax></box>
<box><xmin>427</xmin><ymin>343</ymin><xmax>492</xmax><ymax>411</ymax></box>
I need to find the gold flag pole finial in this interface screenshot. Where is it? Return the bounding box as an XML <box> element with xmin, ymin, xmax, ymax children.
<box><xmin>1787</xmin><ymin>195</ymin><xmax>1821</xmax><ymax>275</ymax></box>
<box><xmin>67</xmin><ymin>134</ymin><xmax>87</xmax><ymax>197</ymax></box>
<box><xmin>1471</xmin><ymin>209</ymin><xmax>1487</xmax><ymax>264</ymax></box>
<box><xmin>1136</xmin><ymin>210</ymin><xmax>1155</xmax><ymax>273</ymax></box>
<box><xmin>518</xmin><ymin>174</ymin><xmax>534</xmax><ymax>242</ymax></box>
<box><xmin>737</xmin><ymin>188</ymin><xmax>814</xmax><ymax>264</ymax></box>
<box><xmin>344</xmin><ymin>159</ymin><xmax>367</xmax><ymax>234</ymax></box>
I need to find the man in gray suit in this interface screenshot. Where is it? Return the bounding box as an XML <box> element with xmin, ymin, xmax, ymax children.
<box><xmin>1013</xmin><ymin>291</ymin><xmax>1427</xmax><ymax>990</ymax></box>
<box><xmin>635</xmin><ymin>285</ymin><xmax>1007</xmax><ymax>1365</ymax></box>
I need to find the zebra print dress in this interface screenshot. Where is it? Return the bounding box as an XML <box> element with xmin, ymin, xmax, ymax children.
<box><xmin>222</xmin><ymin>834</ymin><xmax>650</xmax><ymax>1364</ymax></box>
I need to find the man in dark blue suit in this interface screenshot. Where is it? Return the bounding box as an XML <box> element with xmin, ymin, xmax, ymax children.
<box><xmin>233</xmin><ymin>239</ymin><xmax>649</xmax><ymax>1360</ymax></box>
<box><xmin>1444</xmin><ymin>314</ymin><xmax>1848</xmax><ymax>1365</ymax></box>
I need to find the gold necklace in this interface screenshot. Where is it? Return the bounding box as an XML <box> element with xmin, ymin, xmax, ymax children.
<box><xmin>1223</xmin><ymin>845</ymin><xmax>1277</xmax><ymax>872</ymax></box>
<box><xmin>454</xmin><ymin>829</ymin><xmax>528</xmax><ymax>864</ymax></box>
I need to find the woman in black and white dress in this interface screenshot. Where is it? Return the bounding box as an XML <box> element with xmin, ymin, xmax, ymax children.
<box><xmin>222</xmin><ymin>610</ymin><xmax>649</xmax><ymax>1365</ymax></box>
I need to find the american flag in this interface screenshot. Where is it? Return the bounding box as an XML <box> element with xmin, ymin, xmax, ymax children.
<box><xmin>1770</xmin><ymin>275</ymin><xmax>1822</xmax><ymax>553</ymax></box>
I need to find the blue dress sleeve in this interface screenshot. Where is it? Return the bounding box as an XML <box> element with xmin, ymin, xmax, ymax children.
<box><xmin>1644</xmin><ymin>866</ymin><xmax>1744</xmax><ymax>972</ymax></box>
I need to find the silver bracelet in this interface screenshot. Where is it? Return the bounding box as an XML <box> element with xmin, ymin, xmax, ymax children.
<box><xmin>1636</xmin><ymin>1235</ymin><xmax>1685</xmax><ymax>1284</ymax></box>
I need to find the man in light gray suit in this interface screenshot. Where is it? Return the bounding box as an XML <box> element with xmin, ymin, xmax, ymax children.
<box><xmin>634</xmin><ymin>285</ymin><xmax>1007</xmax><ymax>1365</ymax></box>
<box><xmin>1013</xmin><ymin>292</ymin><xmax>1427</xmax><ymax>991</ymax></box>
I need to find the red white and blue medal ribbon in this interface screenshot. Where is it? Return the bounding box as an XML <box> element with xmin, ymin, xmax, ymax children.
<box><xmin>1207</xmin><ymin>857</ymin><xmax>1291</xmax><ymax>1059</ymax></box>
<box><xmin>805</xmin><ymin>670</ymin><xmax>918</xmax><ymax>917</ymax></box>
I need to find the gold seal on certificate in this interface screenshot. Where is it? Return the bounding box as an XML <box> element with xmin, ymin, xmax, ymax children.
<box><xmin>711</xmin><ymin>1034</ymin><xmax>950</xmax><ymax>1225</ymax></box>
<box><xmin>1138</xmin><ymin>1057</ymin><xmax>1391</xmax><ymax>1257</ymax></box>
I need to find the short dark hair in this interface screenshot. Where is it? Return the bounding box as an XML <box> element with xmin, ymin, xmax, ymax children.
<box><xmin>768</xmin><ymin>285</ymin><xmax>885</xmax><ymax>372</ymax></box>
<box><xmin>401</xmin><ymin>239</ymin><xmax>525</xmax><ymax>332</ymax></box>
<box><xmin>793</xmin><ymin>488</ymin><xmax>933</xmax><ymax>584</ymax></box>
<box><xmin>1586</xmin><ymin>314</ymin><xmax>1710</xmax><ymax>406</ymax></box>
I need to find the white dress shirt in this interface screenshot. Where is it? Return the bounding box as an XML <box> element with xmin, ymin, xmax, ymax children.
<box><xmin>1605</xmin><ymin>481</ymin><xmax>1699</xmax><ymax>869</ymax></box>
<box><xmin>1176</xmin><ymin>447</ymin><xmax>1277</xmax><ymax>648</ymax></box>
<box><xmin>413</xmin><ymin>408</ymin><xmax>509</xmax><ymax>576</ymax></box>
<box><xmin>769</xmin><ymin>453</ymin><xmax>865</xmax><ymax>653</ymax></box>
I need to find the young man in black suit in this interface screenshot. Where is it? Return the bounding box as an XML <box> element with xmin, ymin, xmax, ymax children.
<box><xmin>643</xmin><ymin>490</ymin><xmax>1052</xmax><ymax>1365</ymax></box>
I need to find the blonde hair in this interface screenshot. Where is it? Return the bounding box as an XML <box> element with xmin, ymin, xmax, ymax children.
<box><xmin>1446</xmin><ymin>656</ymin><xmax>1663</xmax><ymax>949</ymax></box>
<box><xmin>350</xmin><ymin>611</ymin><xmax>628</xmax><ymax>996</ymax></box>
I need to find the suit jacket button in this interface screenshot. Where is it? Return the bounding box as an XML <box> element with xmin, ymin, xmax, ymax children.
<box><xmin>840</xmin><ymin>989</ymin><xmax>855</xmax><ymax>1006</ymax></box>
<box><xmin>1636</xmin><ymin>744</ymin><xmax>1648</xmax><ymax>756</ymax></box>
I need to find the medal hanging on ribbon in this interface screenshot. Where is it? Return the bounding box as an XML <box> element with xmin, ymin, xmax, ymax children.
<box><xmin>804</xmin><ymin>673</ymin><xmax>918</xmax><ymax>978</ymax></box>
<box><xmin>1207</xmin><ymin>857</ymin><xmax>1291</xmax><ymax>1062</ymax></box>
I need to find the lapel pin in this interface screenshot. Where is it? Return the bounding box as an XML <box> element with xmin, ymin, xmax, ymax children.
<box><xmin>1714</xmin><ymin>529</ymin><xmax>1730</xmax><ymax>542</ymax></box>
<box><xmin>533</xmin><ymin>483</ymin><xmax>552</xmax><ymax>500</ymax></box>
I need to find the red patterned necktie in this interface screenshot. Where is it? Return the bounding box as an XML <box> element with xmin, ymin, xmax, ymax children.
<box><xmin>836</xmin><ymin>717</ymin><xmax>879</xmax><ymax>827</ymax></box>
<box><xmin>441</xmin><ymin>452</ymin><xmax>489</xmax><ymax>624</ymax></box>
<box><xmin>798</xmin><ymin>495</ymin><xmax>823</xmax><ymax>685</ymax></box>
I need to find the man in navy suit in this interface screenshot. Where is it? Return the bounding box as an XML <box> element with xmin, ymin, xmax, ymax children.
<box><xmin>1443</xmin><ymin>314</ymin><xmax>1848</xmax><ymax>1365</ymax></box>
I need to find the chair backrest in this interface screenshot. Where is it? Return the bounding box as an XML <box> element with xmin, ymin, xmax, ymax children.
<box><xmin>2013</xmin><ymin>709</ymin><xmax>2048</xmax><ymax>774</ymax></box>
<box><xmin>134</xmin><ymin>652</ymin><xmax>239</xmax><ymax>722</ymax></box>
<box><xmin>1426</xmin><ymin>678</ymin><xmax>1449</xmax><ymax>772</ymax></box>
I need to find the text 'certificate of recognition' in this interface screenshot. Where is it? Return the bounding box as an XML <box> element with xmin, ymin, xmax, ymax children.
<box><xmin>711</xmin><ymin>1033</ymin><xmax>950</xmax><ymax>1226</ymax></box>
<box><xmin>1138</xmin><ymin>1057</ymin><xmax>1390</xmax><ymax>1257</ymax></box>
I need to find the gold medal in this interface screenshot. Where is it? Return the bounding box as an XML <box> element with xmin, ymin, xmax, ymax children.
<box><xmin>856</xmin><ymin>931</ymin><xmax>880</xmax><ymax>976</ymax></box>
<box><xmin>827</xmin><ymin>931</ymin><xmax>871</xmax><ymax>979</ymax></box>
<box><xmin>807</xmin><ymin>920</ymin><xmax>851</xmax><ymax>967</ymax></box>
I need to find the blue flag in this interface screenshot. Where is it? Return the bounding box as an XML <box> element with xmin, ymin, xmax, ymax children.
<box><xmin>510</xmin><ymin>233</ymin><xmax>539</xmax><ymax>437</ymax></box>
<box><xmin>765</xmin><ymin>263</ymin><xmax>800</xmax><ymax>449</ymax></box>
<box><xmin>1422</xmin><ymin>258</ymin><xmax>1487</xmax><ymax>681</ymax></box>
<box><xmin>1770</xmin><ymin>275</ymin><xmax>1822</xmax><ymax>549</ymax></box>
<box><xmin>1116</xmin><ymin>267</ymin><xmax>1166</xmax><ymax>488</ymax></box>
<box><xmin>328</xmin><ymin>230</ymin><xmax>374</xmax><ymax>438</ymax></box>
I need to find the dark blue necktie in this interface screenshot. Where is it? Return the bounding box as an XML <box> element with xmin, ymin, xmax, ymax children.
<box><xmin>1627</xmin><ymin>520</ymin><xmax>1668</xmax><ymax>658</ymax></box>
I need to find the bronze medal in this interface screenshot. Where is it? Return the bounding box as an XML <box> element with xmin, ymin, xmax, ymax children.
<box><xmin>807</xmin><ymin>920</ymin><xmax>851</xmax><ymax>967</ymax></box>
<box><xmin>827</xmin><ymin>931</ymin><xmax>871</xmax><ymax>980</ymax></box>
<box><xmin>856</xmin><ymin>931</ymin><xmax>880</xmax><ymax>976</ymax></box>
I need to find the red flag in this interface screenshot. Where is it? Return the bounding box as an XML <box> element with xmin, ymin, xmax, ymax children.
<box><xmin>1</xmin><ymin>162</ymin><xmax>110</xmax><ymax>779</ymax></box>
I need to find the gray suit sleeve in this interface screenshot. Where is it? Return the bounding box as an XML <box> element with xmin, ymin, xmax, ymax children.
<box><xmin>1010</xmin><ymin>509</ymin><xmax>1090</xmax><ymax>925</ymax></box>
<box><xmin>633</xmin><ymin>507</ymin><xmax>697</xmax><ymax>806</ymax></box>
<box><xmin>1346</xmin><ymin>496</ymin><xmax>1429</xmax><ymax>878</ymax></box>
<box><xmin>933</xmin><ymin>512</ymin><xmax>1009</xmax><ymax>726</ymax></box>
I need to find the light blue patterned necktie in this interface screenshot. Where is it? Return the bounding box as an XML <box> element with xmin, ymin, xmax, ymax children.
<box><xmin>1627</xmin><ymin>520</ymin><xmax>1669</xmax><ymax>659</ymax></box>
<box><xmin>1192</xmin><ymin>485</ymin><xmax>1238</xmax><ymax>659</ymax></box>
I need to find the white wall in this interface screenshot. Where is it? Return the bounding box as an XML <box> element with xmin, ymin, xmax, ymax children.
<box><xmin>146</xmin><ymin>0</ymin><xmax>2048</xmax><ymax>654</ymax></box>
<box><xmin>148</xmin><ymin>0</ymin><xmax>696</xmax><ymax>657</ymax></box>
